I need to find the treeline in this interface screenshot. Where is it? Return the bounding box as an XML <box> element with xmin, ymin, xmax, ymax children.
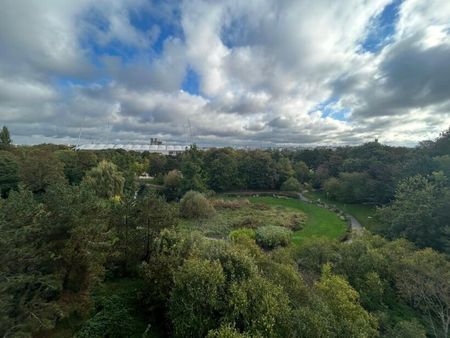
<box><xmin>1</xmin><ymin>127</ymin><xmax>449</xmax><ymax>255</ymax></box>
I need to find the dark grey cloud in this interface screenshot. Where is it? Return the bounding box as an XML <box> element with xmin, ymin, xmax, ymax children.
<box><xmin>339</xmin><ymin>35</ymin><xmax>450</xmax><ymax>119</ymax></box>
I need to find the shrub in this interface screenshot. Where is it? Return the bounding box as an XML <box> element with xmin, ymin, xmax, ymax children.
<box><xmin>255</xmin><ymin>226</ymin><xmax>292</xmax><ymax>249</ymax></box>
<box><xmin>285</xmin><ymin>213</ymin><xmax>305</xmax><ymax>231</ymax></box>
<box><xmin>164</xmin><ymin>169</ymin><xmax>182</xmax><ymax>188</ymax></box>
<box><xmin>180</xmin><ymin>190</ymin><xmax>215</xmax><ymax>219</ymax></box>
<box><xmin>75</xmin><ymin>296</ymin><xmax>135</xmax><ymax>338</ymax></box>
<box><xmin>211</xmin><ymin>198</ymin><xmax>250</xmax><ymax>210</ymax></box>
<box><xmin>207</xmin><ymin>324</ymin><xmax>250</xmax><ymax>338</ymax></box>
<box><xmin>229</xmin><ymin>228</ymin><xmax>256</xmax><ymax>242</ymax></box>
<box><xmin>281</xmin><ymin>177</ymin><xmax>302</xmax><ymax>192</ymax></box>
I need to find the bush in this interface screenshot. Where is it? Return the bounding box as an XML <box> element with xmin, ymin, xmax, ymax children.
<box><xmin>207</xmin><ymin>324</ymin><xmax>250</xmax><ymax>338</ymax></box>
<box><xmin>211</xmin><ymin>198</ymin><xmax>250</xmax><ymax>210</ymax></box>
<box><xmin>180</xmin><ymin>190</ymin><xmax>215</xmax><ymax>219</ymax></box>
<box><xmin>75</xmin><ymin>296</ymin><xmax>135</xmax><ymax>338</ymax></box>
<box><xmin>164</xmin><ymin>169</ymin><xmax>182</xmax><ymax>188</ymax></box>
<box><xmin>281</xmin><ymin>177</ymin><xmax>301</xmax><ymax>192</ymax></box>
<box><xmin>255</xmin><ymin>226</ymin><xmax>292</xmax><ymax>249</ymax></box>
<box><xmin>229</xmin><ymin>228</ymin><xmax>256</xmax><ymax>242</ymax></box>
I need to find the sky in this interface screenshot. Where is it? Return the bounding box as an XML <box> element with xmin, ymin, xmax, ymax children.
<box><xmin>1</xmin><ymin>0</ymin><xmax>450</xmax><ymax>147</ymax></box>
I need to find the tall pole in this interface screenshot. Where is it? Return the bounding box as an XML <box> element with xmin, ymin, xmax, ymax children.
<box><xmin>76</xmin><ymin>115</ymin><xmax>85</xmax><ymax>148</ymax></box>
<box><xmin>188</xmin><ymin>119</ymin><xmax>193</xmax><ymax>145</ymax></box>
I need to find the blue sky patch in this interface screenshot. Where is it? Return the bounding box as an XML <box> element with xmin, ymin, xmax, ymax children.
<box><xmin>361</xmin><ymin>0</ymin><xmax>402</xmax><ymax>53</ymax></box>
<box><xmin>182</xmin><ymin>67</ymin><xmax>200</xmax><ymax>95</ymax></box>
<box><xmin>311</xmin><ymin>96</ymin><xmax>350</xmax><ymax>121</ymax></box>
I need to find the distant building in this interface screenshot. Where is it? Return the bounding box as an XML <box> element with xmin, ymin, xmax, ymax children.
<box><xmin>150</xmin><ymin>138</ymin><xmax>163</xmax><ymax>145</ymax></box>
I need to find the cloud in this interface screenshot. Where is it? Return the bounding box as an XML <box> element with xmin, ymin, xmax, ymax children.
<box><xmin>0</xmin><ymin>0</ymin><xmax>449</xmax><ymax>147</ymax></box>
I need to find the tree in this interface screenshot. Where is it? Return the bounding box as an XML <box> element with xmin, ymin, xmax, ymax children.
<box><xmin>136</xmin><ymin>193</ymin><xmax>177</xmax><ymax>261</ymax></box>
<box><xmin>140</xmin><ymin>229</ymin><xmax>199</xmax><ymax>314</ymax></box>
<box><xmin>0</xmin><ymin>126</ymin><xmax>12</xmax><ymax>149</ymax></box>
<box><xmin>42</xmin><ymin>184</ymin><xmax>111</xmax><ymax>292</ymax></box>
<box><xmin>227</xmin><ymin>275</ymin><xmax>291</xmax><ymax>337</ymax></box>
<box><xmin>434</xmin><ymin>155</ymin><xmax>450</xmax><ymax>179</ymax></box>
<box><xmin>180</xmin><ymin>145</ymin><xmax>207</xmax><ymax>193</ymax></box>
<box><xmin>280</xmin><ymin>177</ymin><xmax>301</xmax><ymax>192</ymax></box>
<box><xmin>75</xmin><ymin>295</ymin><xmax>135</xmax><ymax>338</ymax></box>
<box><xmin>432</xmin><ymin>126</ymin><xmax>450</xmax><ymax>156</ymax></box>
<box><xmin>239</xmin><ymin>150</ymin><xmax>277</xmax><ymax>190</ymax></box>
<box><xmin>395</xmin><ymin>249</ymin><xmax>450</xmax><ymax>338</ymax></box>
<box><xmin>377</xmin><ymin>174</ymin><xmax>450</xmax><ymax>253</ymax></box>
<box><xmin>0</xmin><ymin>151</ymin><xmax>19</xmax><ymax>197</ymax></box>
<box><xmin>275</xmin><ymin>157</ymin><xmax>295</xmax><ymax>188</ymax></box>
<box><xmin>147</xmin><ymin>153</ymin><xmax>167</xmax><ymax>176</ymax></box>
<box><xmin>163</xmin><ymin>169</ymin><xmax>183</xmax><ymax>200</ymax></box>
<box><xmin>205</xmin><ymin>149</ymin><xmax>240</xmax><ymax>192</ymax></box>
<box><xmin>337</xmin><ymin>172</ymin><xmax>375</xmax><ymax>203</ymax></box>
<box><xmin>56</xmin><ymin>150</ymin><xmax>97</xmax><ymax>185</ymax></box>
<box><xmin>0</xmin><ymin>188</ymin><xmax>53</xmax><ymax>336</ymax></box>
<box><xmin>109</xmin><ymin>193</ymin><xmax>138</xmax><ymax>274</ymax></box>
<box><xmin>386</xmin><ymin>320</ymin><xmax>427</xmax><ymax>338</ymax></box>
<box><xmin>19</xmin><ymin>149</ymin><xmax>66</xmax><ymax>193</ymax></box>
<box><xmin>82</xmin><ymin>160</ymin><xmax>125</xmax><ymax>199</ymax></box>
<box><xmin>323</xmin><ymin>177</ymin><xmax>341</xmax><ymax>200</ymax></box>
<box><xmin>294</xmin><ymin>161</ymin><xmax>310</xmax><ymax>183</ymax></box>
<box><xmin>0</xmin><ymin>184</ymin><xmax>110</xmax><ymax>336</ymax></box>
<box><xmin>207</xmin><ymin>324</ymin><xmax>250</xmax><ymax>338</ymax></box>
<box><xmin>314</xmin><ymin>265</ymin><xmax>378</xmax><ymax>338</ymax></box>
<box><xmin>169</xmin><ymin>258</ymin><xmax>226</xmax><ymax>338</ymax></box>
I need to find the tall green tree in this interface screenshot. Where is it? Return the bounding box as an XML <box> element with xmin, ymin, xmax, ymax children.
<box><xmin>0</xmin><ymin>126</ymin><xmax>12</xmax><ymax>149</ymax></box>
<box><xmin>276</xmin><ymin>157</ymin><xmax>295</xmax><ymax>188</ymax></box>
<box><xmin>163</xmin><ymin>169</ymin><xmax>183</xmax><ymax>200</ymax></box>
<box><xmin>19</xmin><ymin>149</ymin><xmax>66</xmax><ymax>193</ymax></box>
<box><xmin>180</xmin><ymin>145</ymin><xmax>207</xmax><ymax>193</ymax></box>
<box><xmin>432</xmin><ymin>126</ymin><xmax>450</xmax><ymax>156</ymax></box>
<box><xmin>0</xmin><ymin>184</ymin><xmax>110</xmax><ymax>336</ymax></box>
<box><xmin>204</xmin><ymin>149</ymin><xmax>240</xmax><ymax>192</ymax></box>
<box><xmin>82</xmin><ymin>160</ymin><xmax>125</xmax><ymax>199</ymax></box>
<box><xmin>239</xmin><ymin>150</ymin><xmax>277</xmax><ymax>190</ymax></box>
<box><xmin>0</xmin><ymin>151</ymin><xmax>19</xmax><ymax>197</ymax></box>
<box><xmin>377</xmin><ymin>174</ymin><xmax>450</xmax><ymax>254</ymax></box>
<box><xmin>56</xmin><ymin>150</ymin><xmax>98</xmax><ymax>185</ymax></box>
<box><xmin>294</xmin><ymin>161</ymin><xmax>310</xmax><ymax>183</ymax></box>
<box><xmin>136</xmin><ymin>193</ymin><xmax>177</xmax><ymax>261</ymax></box>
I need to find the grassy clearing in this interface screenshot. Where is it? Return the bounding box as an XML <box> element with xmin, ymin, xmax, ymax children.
<box><xmin>304</xmin><ymin>191</ymin><xmax>377</xmax><ymax>230</ymax></box>
<box><xmin>177</xmin><ymin>198</ymin><xmax>306</xmax><ymax>239</ymax></box>
<box><xmin>247</xmin><ymin>196</ymin><xmax>347</xmax><ymax>247</ymax></box>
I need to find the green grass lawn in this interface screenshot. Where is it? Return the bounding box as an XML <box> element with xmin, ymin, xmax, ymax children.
<box><xmin>304</xmin><ymin>191</ymin><xmax>378</xmax><ymax>230</ymax></box>
<box><xmin>248</xmin><ymin>196</ymin><xmax>347</xmax><ymax>247</ymax></box>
